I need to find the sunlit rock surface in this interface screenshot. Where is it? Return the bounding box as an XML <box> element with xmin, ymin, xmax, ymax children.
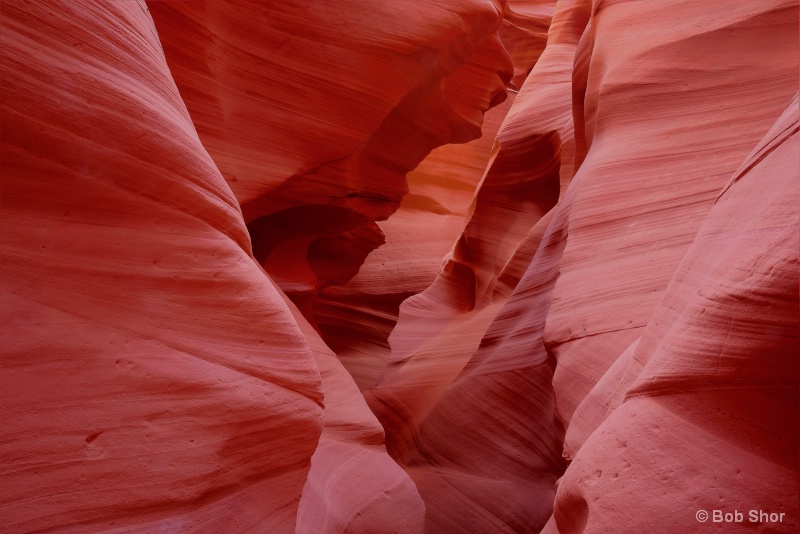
<box><xmin>1</xmin><ymin>0</ymin><xmax>797</xmax><ymax>533</ymax></box>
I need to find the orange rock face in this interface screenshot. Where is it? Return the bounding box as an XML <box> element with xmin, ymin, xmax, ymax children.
<box><xmin>2</xmin><ymin>0</ymin><xmax>798</xmax><ymax>533</ymax></box>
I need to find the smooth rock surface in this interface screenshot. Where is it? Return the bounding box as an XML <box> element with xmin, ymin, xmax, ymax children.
<box><xmin>2</xmin><ymin>0</ymin><xmax>798</xmax><ymax>532</ymax></box>
<box><xmin>311</xmin><ymin>0</ymin><xmax>559</xmax><ymax>391</ymax></box>
<box><xmin>546</xmin><ymin>0</ymin><xmax>800</xmax><ymax>427</ymax></box>
<box><xmin>364</xmin><ymin>1</ymin><xmax>584</xmax><ymax>531</ymax></box>
<box><xmin>1</xmin><ymin>2</ymin><xmax>323</xmax><ymax>532</ymax></box>
<box><xmin>549</xmin><ymin>92</ymin><xmax>800</xmax><ymax>534</ymax></box>
<box><xmin>149</xmin><ymin>0</ymin><xmax>515</xmax><ymax>321</ymax></box>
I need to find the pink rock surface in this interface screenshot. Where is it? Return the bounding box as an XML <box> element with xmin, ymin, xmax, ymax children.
<box><xmin>149</xmin><ymin>0</ymin><xmax>515</xmax><ymax>322</ymax></box>
<box><xmin>312</xmin><ymin>97</ymin><xmax>516</xmax><ymax>391</ymax></box>
<box><xmin>365</xmin><ymin>0</ymin><xmax>798</xmax><ymax>531</ymax></box>
<box><xmin>363</xmin><ymin>1</ymin><xmax>584</xmax><ymax>531</ymax></box>
<box><xmin>1</xmin><ymin>2</ymin><xmax>323</xmax><ymax>532</ymax></box>
<box><xmin>0</xmin><ymin>1</ymin><xmax>465</xmax><ymax>532</ymax></box>
<box><xmin>546</xmin><ymin>0</ymin><xmax>800</xmax><ymax>427</ymax></box>
<box><xmin>277</xmin><ymin>285</ymin><xmax>425</xmax><ymax>534</ymax></box>
<box><xmin>2</xmin><ymin>0</ymin><xmax>798</xmax><ymax>532</ymax></box>
<box><xmin>312</xmin><ymin>1</ymin><xmax>557</xmax><ymax>391</ymax></box>
<box><xmin>549</xmin><ymin>92</ymin><xmax>799</xmax><ymax>534</ymax></box>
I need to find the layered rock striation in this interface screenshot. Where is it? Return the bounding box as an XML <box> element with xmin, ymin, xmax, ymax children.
<box><xmin>1</xmin><ymin>0</ymin><xmax>797</xmax><ymax>533</ymax></box>
<box><xmin>149</xmin><ymin>0</ymin><xmax>515</xmax><ymax>322</ymax></box>
<box><xmin>1</xmin><ymin>3</ymin><xmax>324</xmax><ymax>532</ymax></box>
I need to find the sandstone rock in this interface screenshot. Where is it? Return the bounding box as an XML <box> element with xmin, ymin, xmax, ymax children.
<box><xmin>363</xmin><ymin>1</ymin><xmax>584</xmax><ymax>531</ymax></box>
<box><xmin>149</xmin><ymin>0</ymin><xmax>515</xmax><ymax>321</ymax></box>
<box><xmin>546</xmin><ymin>0</ymin><xmax>800</xmax><ymax>426</ymax></box>
<box><xmin>367</xmin><ymin>0</ymin><xmax>798</xmax><ymax>531</ymax></box>
<box><xmin>1</xmin><ymin>2</ymin><xmax>323</xmax><ymax>531</ymax></box>
<box><xmin>549</xmin><ymin>92</ymin><xmax>800</xmax><ymax>534</ymax></box>
<box><xmin>312</xmin><ymin>99</ymin><xmax>516</xmax><ymax>391</ymax></box>
<box><xmin>2</xmin><ymin>0</ymin><xmax>797</xmax><ymax>532</ymax></box>
<box><xmin>273</xmin><ymin>283</ymin><xmax>426</xmax><ymax>534</ymax></box>
<box><xmin>303</xmin><ymin>1</ymin><xmax>558</xmax><ymax>391</ymax></box>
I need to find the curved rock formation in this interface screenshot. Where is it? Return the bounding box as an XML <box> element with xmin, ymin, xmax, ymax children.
<box><xmin>2</xmin><ymin>0</ymin><xmax>797</xmax><ymax>532</ymax></box>
<box><xmin>279</xmin><ymin>287</ymin><xmax>425</xmax><ymax>534</ymax></box>
<box><xmin>1</xmin><ymin>2</ymin><xmax>323</xmax><ymax>532</ymax></box>
<box><xmin>548</xmin><ymin>92</ymin><xmax>799</xmax><ymax>534</ymax></box>
<box><xmin>2</xmin><ymin>1</ymin><xmax>501</xmax><ymax>532</ymax></box>
<box><xmin>149</xmin><ymin>0</ymin><xmax>514</xmax><ymax>321</ymax></box>
<box><xmin>366</xmin><ymin>0</ymin><xmax>798</xmax><ymax>531</ymax></box>
<box><xmin>363</xmin><ymin>1</ymin><xmax>585</xmax><ymax>531</ymax></box>
<box><xmin>312</xmin><ymin>0</ymin><xmax>558</xmax><ymax>391</ymax></box>
<box><xmin>545</xmin><ymin>0</ymin><xmax>800</xmax><ymax>430</ymax></box>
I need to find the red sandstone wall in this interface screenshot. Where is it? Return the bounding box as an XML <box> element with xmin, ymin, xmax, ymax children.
<box><xmin>1</xmin><ymin>1</ymin><xmax>797</xmax><ymax>533</ymax></box>
<box><xmin>1</xmin><ymin>3</ymin><xmax>324</xmax><ymax>532</ymax></box>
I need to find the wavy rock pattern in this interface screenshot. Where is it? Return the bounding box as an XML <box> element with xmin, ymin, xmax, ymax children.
<box><xmin>1</xmin><ymin>3</ymin><xmax>323</xmax><ymax>532</ymax></box>
<box><xmin>368</xmin><ymin>0</ymin><xmax>798</xmax><ymax>531</ymax></box>
<box><xmin>149</xmin><ymin>0</ymin><xmax>514</xmax><ymax>322</ymax></box>
<box><xmin>280</xmin><ymin>287</ymin><xmax>425</xmax><ymax>534</ymax></box>
<box><xmin>545</xmin><ymin>0</ymin><xmax>800</xmax><ymax>430</ymax></box>
<box><xmin>312</xmin><ymin>1</ymin><xmax>557</xmax><ymax>391</ymax></box>
<box><xmin>548</xmin><ymin>93</ymin><xmax>799</xmax><ymax>534</ymax></box>
<box><xmin>2</xmin><ymin>2</ymin><xmax>434</xmax><ymax>533</ymax></box>
<box><xmin>364</xmin><ymin>1</ymin><xmax>585</xmax><ymax>531</ymax></box>
<box><xmin>2</xmin><ymin>0</ymin><xmax>798</xmax><ymax>533</ymax></box>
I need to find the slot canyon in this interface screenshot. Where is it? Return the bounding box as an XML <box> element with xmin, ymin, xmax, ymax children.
<box><xmin>1</xmin><ymin>1</ymin><xmax>798</xmax><ymax>533</ymax></box>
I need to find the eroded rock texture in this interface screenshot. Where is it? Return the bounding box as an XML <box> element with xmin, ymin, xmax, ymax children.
<box><xmin>148</xmin><ymin>0</ymin><xmax>515</xmax><ymax>323</ymax></box>
<box><xmin>1</xmin><ymin>3</ymin><xmax>324</xmax><ymax>532</ymax></box>
<box><xmin>313</xmin><ymin>0</ymin><xmax>558</xmax><ymax>391</ymax></box>
<box><xmin>548</xmin><ymin>93</ymin><xmax>800</xmax><ymax>534</ymax></box>
<box><xmin>1</xmin><ymin>0</ymin><xmax>798</xmax><ymax>533</ymax></box>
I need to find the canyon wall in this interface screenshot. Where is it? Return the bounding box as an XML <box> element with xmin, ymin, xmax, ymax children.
<box><xmin>1</xmin><ymin>0</ymin><xmax>797</xmax><ymax>533</ymax></box>
<box><xmin>1</xmin><ymin>3</ymin><xmax>325</xmax><ymax>532</ymax></box>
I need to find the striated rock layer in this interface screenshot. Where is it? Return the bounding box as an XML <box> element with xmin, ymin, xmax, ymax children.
<box><xmin>0</xmin><ymin>2</ymin><xmax>324</xmax><ymax>532</ymax></box>
<box><xmin>547</xmin><ymin>92</ymin><xmax>800</xmax><ymax>534</ymax></box>
<box><xmin>281</xmin><ymin>285</ymin><xmax>425</xmax><ymax>534</ymax></box>
<box><xmin>149</xmin><ymin>0</ymin><xmax>515</xmax><ymax>322</ymax></box>
<box><xmin>3</xmin><ymin>0</ymin><xmax>496</xmax><ymax>532</ymax></box>
<box><xmin>313</xmin><ymin>0</ymin><xmax>558</xmax><ymax>391</ymax></box>
<box><xmin>366</xmin><ymin>0</ymin><xmax>798</xmax><ymax>532</ymax></box>
<box><xmin>365</xmin><ymin>1</ymin><xmax>584</xmax><ymax>531</ymax></box>
<box><xmin>545</xmin><ymin>0</ymin><xmax>799</xmax><ymax>431</ymax></box>
<box><xmin>2</xmin><ymin>0</ymin><xmax>798</xmax><ymax>533</ymax></box>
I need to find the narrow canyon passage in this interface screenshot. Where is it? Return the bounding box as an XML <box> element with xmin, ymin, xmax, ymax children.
<box><xmin>1</xmin><ymin>1</ymin><xmax>798</xmax><ymax>533</ymax></box>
